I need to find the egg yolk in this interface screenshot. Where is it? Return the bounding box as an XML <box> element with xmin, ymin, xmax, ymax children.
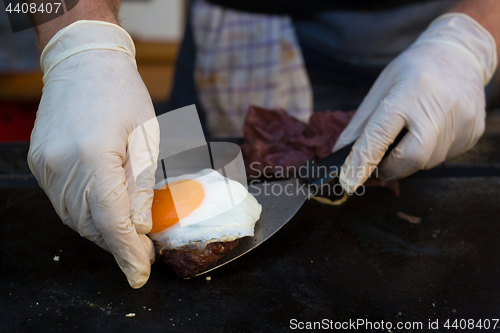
<box><xmin>151</xmin><ymin>179</ymin><xmax>205</xmax><ymax>233</ymax></box>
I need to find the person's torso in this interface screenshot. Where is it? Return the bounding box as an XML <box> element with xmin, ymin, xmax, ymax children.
<box><xmin>293</xmin><ymin>0</ymin><xmax>459</xmax><ymax>68</ymax></box>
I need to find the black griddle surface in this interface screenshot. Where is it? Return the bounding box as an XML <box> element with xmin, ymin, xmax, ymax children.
<box><xmin>1</xmin><ymin>177</ymin><xmax>500</xmax><ymax>332</ymax></box>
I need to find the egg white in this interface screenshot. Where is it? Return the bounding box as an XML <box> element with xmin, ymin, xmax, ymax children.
<box><xmin>148</xmin><ymin>169</ymin><xmax>262</xmax><ymax>249</ymax></box>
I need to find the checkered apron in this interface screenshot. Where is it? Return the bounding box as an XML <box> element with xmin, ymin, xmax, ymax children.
<box><xmin>191</xmin><ymin>0</ymin><xmax>313</xmax><ymax>137</ymax></box>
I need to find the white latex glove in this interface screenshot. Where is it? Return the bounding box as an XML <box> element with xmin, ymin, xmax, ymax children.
<box><xmin>333</xmin><ymin>13</ymin><xmax>497</xmax><ymax>194</ymax></box>
<box><xmin>28</xmin><ymin>21</ymin><xmax>160</xmax><ymax>288</ymax></box>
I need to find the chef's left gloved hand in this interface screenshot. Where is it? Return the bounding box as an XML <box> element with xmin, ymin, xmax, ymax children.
<box><xmin>333</xmin><ymin>13</ymin><xmax>497</xmax><ymax>194</ymax></box>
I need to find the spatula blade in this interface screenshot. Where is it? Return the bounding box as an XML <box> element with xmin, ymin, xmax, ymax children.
<box><xmin>194</xmin><ymin>178</ymin><xmax>307</xmax><ymax>277</ymax></box>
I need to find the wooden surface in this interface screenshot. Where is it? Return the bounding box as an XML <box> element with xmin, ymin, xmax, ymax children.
<box><xmin>0</xmin><ymin>41</ymin><xmax>179</xmax><ymax>102</ymax></box>
<box><xmin>0</xmin><ymin>71</ymin><xmax>44</xmax><ymax>101</ymax></box>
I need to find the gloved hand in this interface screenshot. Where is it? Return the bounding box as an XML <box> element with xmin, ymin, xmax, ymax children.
<box><xmin>333</xmin><ymin>13</ymin><xmax>497</xmax><ymax>194</ymax></box>
<box><xmin>28</xmin><ymin>21</ymin><xmax>160</xmax><ymax>288</ymax></box>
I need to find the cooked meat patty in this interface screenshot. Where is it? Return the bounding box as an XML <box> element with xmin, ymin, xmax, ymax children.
<box><xmin>156</xmin><ymin>240</ymin><xmax>240</xmax><ymax>278</ymax></box>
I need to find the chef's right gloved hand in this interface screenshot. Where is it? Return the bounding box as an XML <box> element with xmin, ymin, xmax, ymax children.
<box><xmin>28</xmin><ymin>21</ymin><xmax>160</xmax><ymax>288</ymax></box>
<box><xmin>333</xmin><ymin>13</ymin><xmax>497</xmax><ymax>194</ymax></box>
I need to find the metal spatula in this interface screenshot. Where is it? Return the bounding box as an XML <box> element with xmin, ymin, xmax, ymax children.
<box><xmin>195</xmin><ymin>129</ymin><xmax>410</xmax><ymax>276</ymax></box>
<box><xmin>194</xmin><ymin>141</ymin><xmax>359</xmax><ymax>276</ymax></box>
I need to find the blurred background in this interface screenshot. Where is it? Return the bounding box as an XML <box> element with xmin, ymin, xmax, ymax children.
<box><xmin>0</xmin><ymin>0</ymin><xmax>187</xmax><ymax>142</ymax></box>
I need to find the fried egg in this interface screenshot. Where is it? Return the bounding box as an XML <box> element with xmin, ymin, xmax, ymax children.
<box><xmin>148</xmin><ymin>169</ymin><xmax>261</xmax><ymax>249</ymax></box>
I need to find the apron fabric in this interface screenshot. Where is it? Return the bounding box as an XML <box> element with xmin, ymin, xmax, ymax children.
<box><xmin>191</xmin><ymin>0</ymin><xmax>313</xmax><ymax>137</ymax></box>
